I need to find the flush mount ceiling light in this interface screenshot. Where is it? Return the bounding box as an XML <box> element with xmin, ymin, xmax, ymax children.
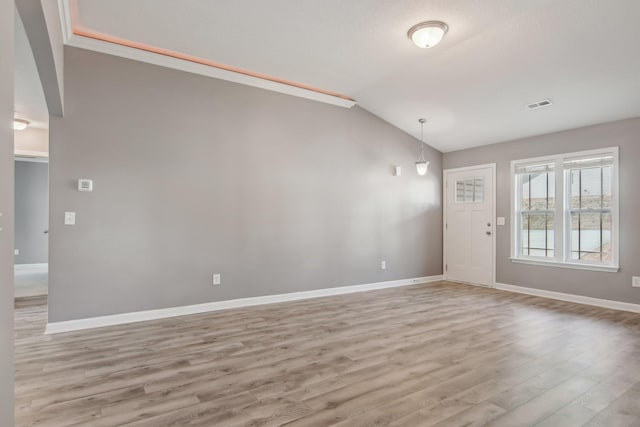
<box><xmin>408</xmin><ymin>21</ymin><xmax>449</xmax><ymax>48</ymax></box>
<box><xmin>13</xmin><ymin>118</ymin><xmax>30</xmax><ymax>131</ymax></box>
<box><xmin>415</xmin><ymin>118</ymin><xmax>430</xmax><ymax>176</ymax></box>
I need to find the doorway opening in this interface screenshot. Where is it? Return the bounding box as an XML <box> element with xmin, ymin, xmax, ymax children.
<box><xmin>14</xmin><ymin>9</ymin><xmax>50</xmax><ymax>300</ymax></box>
<box><xmin>14</xmin><ymin>157</ymin><xmax>49</xmax><ymax>299</ymax></box>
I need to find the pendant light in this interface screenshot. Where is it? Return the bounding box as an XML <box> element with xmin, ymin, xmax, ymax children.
<box><xmin>415</xmin><ymin>118</ymin><xmax>429</xmax><ymax>176</ymax></box>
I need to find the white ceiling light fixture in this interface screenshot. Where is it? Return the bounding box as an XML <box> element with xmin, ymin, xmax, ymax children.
<box><xmin>13</xmin><ymin>118</ymin><xmax>30</xmax><ymax>131</ymax></box>
<box><xmin>407</xmin><ymin>21</ymin><xmax>449</xmax><ymax>48</ymax></box>
<box><xmin>415</xmin><ymin>118</ymin><xmax>430</xmax><ymax>176</ymax></box>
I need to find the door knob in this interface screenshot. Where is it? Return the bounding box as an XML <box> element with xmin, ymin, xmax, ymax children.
<box><xmin>486</xmin><ymin>231</ymin><xmax>492</xmax><ymax>236</ymax></box>
<box><xmin>44</xmin><ymin>230</ymin><xmax>49</xmax><ymax>234</ymax></box>
<box><xmin>487</xmin><ymin>222</ymin><xmax>491</xmax><ymax>227</ymax></box>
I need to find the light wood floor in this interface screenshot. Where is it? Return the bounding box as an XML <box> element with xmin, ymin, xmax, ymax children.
<box><xmin>14</xmin><ymin>281</ymin><xmax>640</xmax><ymax>426</ymax></box>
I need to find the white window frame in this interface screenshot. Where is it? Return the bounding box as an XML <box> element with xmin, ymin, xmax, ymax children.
<box><xmin>510</xmin><ymin>147</ymin><xmax>619</xmax><ymax>273</ymax></box>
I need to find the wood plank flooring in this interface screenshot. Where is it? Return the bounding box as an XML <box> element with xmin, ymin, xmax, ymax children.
<box><xmin>14</xmin><ymin>281</ymin><xmax>640</xmax><ymax>426</ymax></box>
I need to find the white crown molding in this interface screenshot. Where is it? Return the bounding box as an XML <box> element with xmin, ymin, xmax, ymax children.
<box><xmin>14</xmin><ymin>151</ymin><xmax>49</xmax><ymax>161</ymax></box>
<box><xmin>494</xmin><ymin>282</ymin><xmax>640</xmax><ymax>314</ymax></box>
<box><xmin>57</xmin><ymin>0</ymin><xmax>73</xmax><ymax>43</ymax></box>
<box><xmin>57</xmin><ymin>1</ymin><xmax>355</xmax><ymax>109</ymax></box>
<box><xmin>46</xmin><ymin>275</ymin><xmax>443</xmax><ymax>334</ymax></box>
<box><xmin>65</xmin><ymin>34</ymin><xmax>356</xmax><ymax>109</ymax></box>
<box><xmin>15</xmin><ymin>263</ymin><xmax>48</xmax><ymax>272</ymax></box>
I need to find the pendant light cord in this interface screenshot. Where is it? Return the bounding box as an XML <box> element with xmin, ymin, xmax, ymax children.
<box><xmin>419</xmin><ymin>120</ymin><xmax>426</xmax><ymax>162</ymax></box>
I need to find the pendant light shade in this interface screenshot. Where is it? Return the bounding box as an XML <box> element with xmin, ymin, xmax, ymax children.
<box><xmin>415</xmin><ymin>118</ymin><xmax>430</xmax><ymax>176</ymax></box>
<box><xmin>415</xmin><ymin>160</ymin><xmax>428</xmax><ymax>176</ymax></box>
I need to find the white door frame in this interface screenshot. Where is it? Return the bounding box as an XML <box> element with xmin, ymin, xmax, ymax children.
<box><xmin>443</xmin><ymin>163</ymin><xmax>497</xmax><ymax>287</ymax></box>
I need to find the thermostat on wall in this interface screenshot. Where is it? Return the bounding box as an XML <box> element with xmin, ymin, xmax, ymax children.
<box><xmin>78</xmin><ymin>179</ymin><xmax>93</xmax><ymax>192</ymax></box>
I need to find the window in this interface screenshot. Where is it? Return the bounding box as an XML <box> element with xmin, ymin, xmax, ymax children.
<box><xmin>455</xmin><ymin>177</ymin><xmax>484</xmax><ymax>203</ymax></box>
<box><xmin>511</xmin><ymin>148</ymin><xmax>619</xmax><ymax>272</ymax></box>
<box><xmin>516</xmin><ymin>163</ymin><xmax>555</xmax><ymax>258</ymax></box>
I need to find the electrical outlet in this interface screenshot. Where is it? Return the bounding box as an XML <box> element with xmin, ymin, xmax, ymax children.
<box><xmin>381</xmin><ymin>261</ymin><xmax>386</xmax><ymax>270</ymax></box>
<box><xmin>633</xmin><ymin>276</ymin><xmax>640</xmax><ymax>288</ymax></box>
<box><xmin>14</xmin><ymin>249</ymin><xmax>19</xmax><ymax>255</ymax></box>
<box><xmin>213</xmin><ymin>274</ymin><xmax>221</xmax><ymax>286</ymax></box>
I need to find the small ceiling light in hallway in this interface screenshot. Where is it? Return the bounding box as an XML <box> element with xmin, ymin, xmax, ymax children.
<box><xmin>415</xmin><ymin>118</ymin><xmax>429</xmax><ymax>176</ymax></box>
<box><xmin>407</xmin><ymin>21</ymin><xmax>448</xmax><ymax>48</ymax></box>
<box><xmin>13</xmin><ymin>118</ymin><xmax>30</xmax><ymax>131</ymax></box>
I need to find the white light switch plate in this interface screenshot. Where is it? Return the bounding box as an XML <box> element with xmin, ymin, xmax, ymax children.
<box><xmin>633</xmin><ymin>277</ymin><xmax>640</xmax><ymax>288</ymax></box>
<box><xmin>213</xmin><ymin>274</ymin><xmax>221</xmax><ymax>285</ymax></box>
<box><xmin>497</xmin><ymin>217</ymin><xmax>506</xmax><ymax>226</ymax></box>
<box><xmin>381</xmin><ymin>261</ymin><xmax>386</xmax><ymax>270</ymax></box>
<box><xmin>64</xmin><ymin>211</ymin><xmax>76</xmax><ymax>225</ymax></box>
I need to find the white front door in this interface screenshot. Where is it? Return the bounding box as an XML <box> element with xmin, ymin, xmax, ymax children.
<box><xmin>444</xmin><ymin>165</ymin><xmax>495</xmax><ymax>286</ymax></box>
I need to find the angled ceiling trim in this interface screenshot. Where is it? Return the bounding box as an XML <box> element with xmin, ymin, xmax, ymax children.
<box><xmin>57</xmin><ymin>0</ymin><xmax>356</xmax><ymax>108</ymax></box>
<box><xmin>16</xmin><ymin>0</ymin><xmax>64</xmax><ymax>116</ymax></box>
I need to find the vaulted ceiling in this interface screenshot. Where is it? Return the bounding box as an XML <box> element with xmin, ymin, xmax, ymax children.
<box><xmin>61</xmin><ymin>0</ymin><xmax>640</xmax><ymax>152</ymax></box>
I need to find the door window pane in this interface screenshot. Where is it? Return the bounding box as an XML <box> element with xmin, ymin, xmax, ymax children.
<box><xmin>455</xmin><ymin>178</ymin><xmax>484</xmax><ymax>203</ymax></box>
<box><xmin>464</xmin><ymin>180</ymin><xmax>474</xmax><ymax>201</ymax></box>
<box><xmin>456</xmin><ymin>181</ymin><xmax>465</xmax><ymax>203</ymax></box>
<box><xmin>473</xmin><ymin>178</ymin><xmax>484</xmax><ymax>202</ymax></box>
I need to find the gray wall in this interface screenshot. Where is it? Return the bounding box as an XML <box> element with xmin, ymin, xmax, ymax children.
<box><xmin>15</xmin><ymin>161</ymin><xmax>48</xmax><ymax>264</ymax></box>
<box><xmin>0</xmin><ymin>0</ymin><xmax>15</xmax><ymax>424</ymax></box>
<box><xmin>444</xmin><ymin>117</ymin><xmax>640</xmax><ymax>304</ymax></box>
<box><xmin>49</xmin><ymin>47</ymin><xmax>443</xmax><ymax>322</ymax></box>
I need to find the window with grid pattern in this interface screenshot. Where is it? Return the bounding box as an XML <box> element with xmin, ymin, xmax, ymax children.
<box><xmin>511</xmin><ymin>148</ymin><xmax>618</xmax><ymax>271</ymax></box>
<box><xmin>566</xmin><ymin>156</ymin><xmax>614</xmax><ymax>263</ymax></box>
<box><xmin>516</xmin><ymin>163</ymin><xmax>555</xmax><ymax>258</ymax></box>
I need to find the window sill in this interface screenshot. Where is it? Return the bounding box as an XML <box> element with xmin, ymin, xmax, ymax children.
<box><xmin>509</xmin><ymin>257</ymin><xmax>620</xmax><ymax>273</ymax></box>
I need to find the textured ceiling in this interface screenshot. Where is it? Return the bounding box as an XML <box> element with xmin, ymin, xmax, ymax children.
<box><xmin>71</xmin><ymin>0</ymin><xmax>640</xmax><ymax>152</ymax></box>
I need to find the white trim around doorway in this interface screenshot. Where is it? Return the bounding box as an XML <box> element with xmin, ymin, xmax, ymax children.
<box><xmin>443</xmin><ymin>163</ymin><xmax>497</xmax><ymax>288</ymax></box>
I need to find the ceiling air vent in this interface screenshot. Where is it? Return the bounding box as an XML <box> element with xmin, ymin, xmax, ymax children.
<box><xmin>527</xmin><ymin>99</ymin><xmax>553</xmax><ymax>110</ymax></box>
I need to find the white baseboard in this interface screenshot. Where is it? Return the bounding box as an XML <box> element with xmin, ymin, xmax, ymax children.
<box><xmin>45</xmin><ymin>275</ymin><xmax>443</xmax><ymax>334</ymax></box>
<box><xmin>494</xmin><ymin>282</ymin><xmax>640</xmax><ymax>314</ymax></box>
<box><xmin>15</xmin><ymin>263</ymin><xmax>48</xmax><ymax>272</ymax></box>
